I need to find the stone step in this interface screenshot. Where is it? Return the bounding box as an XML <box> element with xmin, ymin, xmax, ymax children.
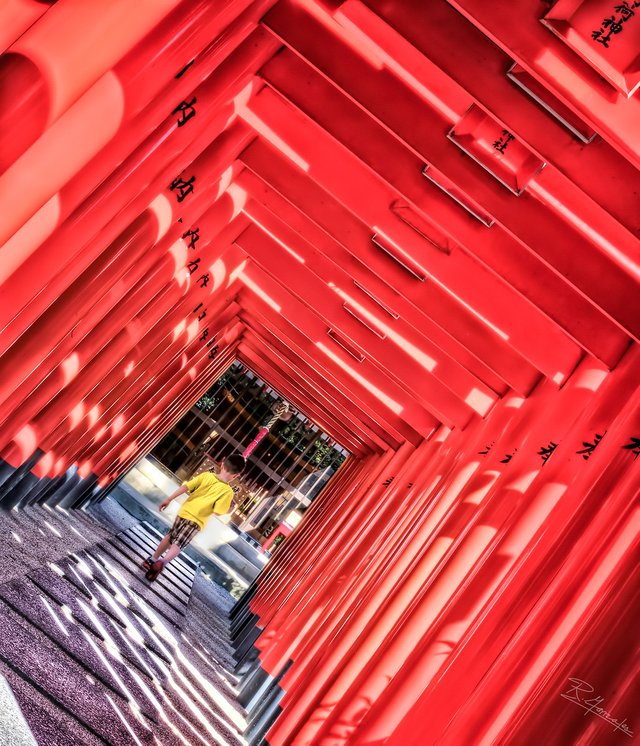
<box><xmin>92</xmin><ymin>541</ymin><xmax>189</xmax><ymax>627</ymax></box>
<box><xmin>0</xmin><ymin>600</ymin><xmax>160</xmax><ymax>744</ymax></box>
<box><xmin>125</xmin><ymin>524</ymin><xmax>197</xmax><ymax>582</ymax></box>
<box><xmin>110</xmin><ymin>531</ymin><xmax>194</xmax><ymax>603</ymax></box>
<box><xmin>139</xmin><ymin>521</ymin><xmax>200</xmax><ymax>570</ymax></box>
<box><xmin>27</xmin><ymin>565</ymin><xmax>172</xmax><ymax>676</ymax></box>
<box><xmin>0</xmin><ymin>576</ymin><xmax>160</xmax><ymax>721</ymax></box>
<box><xmin>0</xmin><ymin>503</ymin><xmax>247</xmax><ymax>746</ymax></box>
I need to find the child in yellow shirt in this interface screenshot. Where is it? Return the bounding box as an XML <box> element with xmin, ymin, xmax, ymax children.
<box><xmin>143</xmin><ymin>454</ymin><xmax>245</xmax><ymax>580</ymax></box>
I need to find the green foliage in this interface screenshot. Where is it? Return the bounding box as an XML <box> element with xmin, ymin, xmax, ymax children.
<box><xmin>195</xmin><ymin>392</ymin><xmax>218</xmax><ymax>414</ymax></box>
<box><xmin>279</xmin><ymin>421</ymin><xmax>305</xmax><ymax>449</ymax></box>
<box><xmin>195</xmin><ymin>369</ymin><xmax>235</xmax><ymax>414</ymax></box>
<box><xmin>311</xmin><ymin>440</ymin><xmax>346</xmax><ymax>469</ymax></box>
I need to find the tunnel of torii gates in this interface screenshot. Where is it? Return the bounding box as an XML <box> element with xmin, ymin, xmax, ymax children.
<box><xmin>0</xmin><ymin>0</ymin><xmax>639</xmax><ymax>744</ymax></box>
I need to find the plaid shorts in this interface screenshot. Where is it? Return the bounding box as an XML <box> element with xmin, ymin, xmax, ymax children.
<box><xmin>168</xmin><ymin>516</ymin><xmax>200</xmax><ymax>549</ymax></box>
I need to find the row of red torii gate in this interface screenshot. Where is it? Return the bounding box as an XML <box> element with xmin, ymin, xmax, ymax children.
<box><xmin>0</xmin><ymin>0</ymin><xmax>638</xmax><ymax>744</ymax></box>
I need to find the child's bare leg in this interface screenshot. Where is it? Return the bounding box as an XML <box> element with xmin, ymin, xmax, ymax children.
<box><xmin>159</xmin><ymin>542</ymin><xmax>182</xmax><ymax>566</ymax></box>
<box><xmin>152</xmin><ymin>534</ymin><xmax>172</xmax><ymax>560</ymax></box>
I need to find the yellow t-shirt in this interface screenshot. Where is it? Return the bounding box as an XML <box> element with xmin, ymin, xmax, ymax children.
<box><xmin>177</xmin><ymin>472</ymin><xmax>234</xmax><ymax>530</ymax></box>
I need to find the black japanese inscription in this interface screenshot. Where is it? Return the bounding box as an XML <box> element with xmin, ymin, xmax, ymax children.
<box><xmin>182</xmin><ymin>227</ymin><xmax>200</xmax><ymax>250</ymax></box>
<box><xmin>169</xmin><ymin>175</ymin><xmax>196</xmax><ymax>203</ymax></box>
<box><xmin>172</xmin><ymin>97</ymin><xmax>197</xmax><ymax>127</ymax></box>
<box><xmin>538</xmin><ymin>441</ymin><xmax>558</xmax><ymax>466</ymax></box>
<box><xmin>493</xmin><ymin>130</ymin><xmax>515</xmax><ymax>155</ymax></box>
<box><xmin>575</xmin><ymin>431</ymin><xmax>606</xmax><ymax>461</ymax></box>
<box><xmin>592</xmin><ymin>1</ymin><xmax>639</xmax><ymax>48</ymax></box>
<box><xmin>478</xmin><ymin>442</ymin><xmax>495</xmax><ymax>456</ymax></box>
<box><xmin>621</xmin><ymin>436</ymin><xmax>640</xmax><ymax>459</ymax></box>
<box><xmin>175</xmin><ymin>60</ymin><xmax>195</xmax><ymax>79</ymax></box>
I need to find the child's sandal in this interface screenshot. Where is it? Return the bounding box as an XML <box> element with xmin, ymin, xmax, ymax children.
<box><xmin>145</xmin><ymin>560</ymin><xmax>164</xmax><ymax>582</ymax></box>
<box><xmin>141</xmin><ymin>556</ymin><xmax>154</xmax><ymax>571</ymax></box>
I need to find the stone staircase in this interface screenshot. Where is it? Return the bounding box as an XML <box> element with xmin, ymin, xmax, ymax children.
<box><xmin>0</xmin><ymin>501</ymin><xmax>248</xmax><ymax>746</ymax></box>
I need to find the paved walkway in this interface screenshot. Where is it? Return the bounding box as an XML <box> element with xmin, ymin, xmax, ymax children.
<box><xmin>0</xmin><ymin>500</ymin><xmax>247</xmax><ymax>746</ymax></box>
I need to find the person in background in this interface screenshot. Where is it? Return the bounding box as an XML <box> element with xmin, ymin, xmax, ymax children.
<box><xmin>143</xmin><ymin>454</ymin><xmax>246</xmax><ymax>580</ymax></box>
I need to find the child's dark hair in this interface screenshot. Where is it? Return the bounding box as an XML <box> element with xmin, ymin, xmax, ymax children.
<box><xmin>224</xmin><ymin>454</ymin><xmax>246</xmax><ymax>475</ymax></box>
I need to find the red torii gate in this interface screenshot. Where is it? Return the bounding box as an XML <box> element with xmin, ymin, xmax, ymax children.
<box><xmin>0</xmin><ymin>1</ymin><xmax>638</xmax><ymax>744</ymax></box>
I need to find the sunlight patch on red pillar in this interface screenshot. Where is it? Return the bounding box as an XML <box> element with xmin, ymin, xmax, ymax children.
<box><xmin>147</xmin><ymin>194</ymin><xmax>174</xmax><ymax>243</ymax></box>
<box><xmin>485</xmin><ymin>505</ymin><xmax>637</xmax><ymax>743</ymax></box>
<box><xmin>0</xmin><ymin>194</ymin><xmax>61</xmax><ymax>283</ymax></box>
<box><xmin>334</xmin><ymin>1</ymin><xmax>462</xmax><ymax>121</ymax></box>
<box><xmin>68</xmin><ymin>401</ymin><xmax>85</xmax><ymax>429</ymax></box>
<box><xmin>572</xmin><ymin>365</ymin><xmax>608</xmax><ymax>392</ymax></box>
<box><xmin>464</xmin><ymin>471</ymin><xmax>500</xmax><ymax>505</ymax></box>
<box><xmin>169</xmin><ymin>238</ymin><xmax>189</xmax><ymax>282</ymax></box>
<box><xmin>227</xmin><ymin>258</ymin><xmax>248</xmax><ymax>286</ymax></box>
<box><xmin>317</xmin><ymin>341</ymin><xmax>403</xmax><ymax>414</ymax></box>
<box><xmin>33</xmin><ymin>452</ymin><xmax>54</xmax><ymax>478</ymax></box>
<box><xmin>226</xmin><ymin>182</ymin><xmax>249</xmax><ymax>218</ymax></box>
<box><xmin>238</xmin><ymin>105</ymin><xmax>310</xmax><ymax>172</ymax></box>
<box><xmin>240</xmin><ymin>272</ymin><xmax>282</xmax><ymax>311</ymax></box>
<box><xmin>330</xmin><ymin>282</ymin><xmax>439</xmax><ymax>372</ymax></box>
<box><xmin>110</xmin><ymin>414</ymin><xmax>126</xmax><ymax>436</ymax></box>
<box><xmin>464</xmin><ymin>388</ymin><xmax>496</xmax><ymax>417</ymax></box>
<box><xmin>12</xmin><ymin>425</ymin><xmax>37</xmax><ymax>461</ymax></box>
<box><xmin>86</xmin><ymin>404</ymin><xmax>101</xmax><ymax>428</ymax></box>
<box><xmin>293</xmin><ymin>0</ymin><xmax>385</xmax><ymax>70</ymax></box>
<box><xmin>529</xmin><ymin>181</ymin><xmax>640</xmax><ymax>282</ymax></box>
<box><xmin>61</xmin><ymin>352</ymin><xmax>81</xmax><ymax>386</ymax></box>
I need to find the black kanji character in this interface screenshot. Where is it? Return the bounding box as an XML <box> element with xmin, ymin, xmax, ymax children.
<box><xmin>478</xmin><ymin>442</ymin><xmax>494</xmax><ymax>456</ymax></box>
<box><xmin>591</xmin><ymin>28</ymin><xmax>611</xmax><ymax>47</ymax></box>
<box><xmin>187</xmin><ymin>258</ymin><xmax>201</xmax><ymax>275</ymax></box>
<box><xmin>538</xmin><ymin>441</ymin><xmax>558</xmax><ymax>465</ymax></box>
<box><xmin>493</xmin><ymin>130</ymin><xmax>515</xmax><ymax>154</ymax></box>
<box><xmin>383</xmin><ymin>476</ymin><xmax>394</xmax><ymax>487</ymax></box>
<box><xmin>615</xmin><ymin>2</ymin><xmax>635</xmax><ymax>20</ymax></box>
<box><xmin>193</xmin><ymin>302</ymin><xmax>203</xmax><ymax>313</ymax></box>
<box><xmin>206</xmin><ymin>335</ymin><xmax>218</xmax><ymax>347</ymax></box>
<box><xmin>208</xmin><ymin>345</ymin><xmax>220</xmax><ymax>359</ymax></box>
<box><xmin>200</xmin><ymin>328</ymin><xmax>209</xmax><ymax>342</ymax></box>
<box><xmin>602</xmin><ymin>15</ymin><xmax>624</xmax><ymax>33</ymax></box>
<box><xmin>198</xmin><ymin>273</ymin><xmax>209</xmax><ymax>288</ymax></box>
<box><xmin>175</xmin><ymin>60</ymin><xmax>195</xmax><ymax>79</ymax></box>
<box><xmin>575</xmin><ymin>432</ymin><xmax>606</xmax><ymax>461</ymax></box>
<box><xmin>169</xmin><ymin>174</ymin><xmax>196</xmax><ymax>202</ymax></box>
<box><xmin>182</xmin><ymin>227</ymin><xmax>200</xmax><ymax>250</ymax></box>
<box><xmin>172</xmin><ymin>97</ymin><xmax>197</xmax><ymax>127</ymax></box>
<box><xmin>621</xmin><ymin>436</ymin><xmax>640</xmax><ymax>459</ymax></box>
<box><xmin>198</xmin><ymin>310</ymin><xmax>207</xmax><ymax>321</ymax></box>
<box><xmin>500</xmin><ymin>451</ymin><xmax>516</xmax><ymax>464</ymax></box>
